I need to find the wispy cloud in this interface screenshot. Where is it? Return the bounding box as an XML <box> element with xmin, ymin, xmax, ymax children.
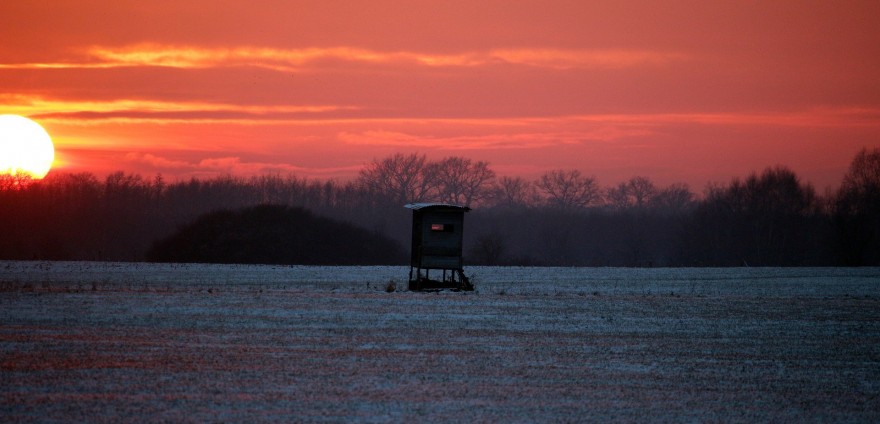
<box><xmin>565</xmin><ymin>108</ymin><xmax>880</xmax><ymax>128</ymax></box>
<box><xmin>338</xmin><ymin>128</ymin><xmax>653</xmax><ymax>150</ymax></box>
<box><xmin>124</xmin><ymin>152</ymin><xmax>359</xmax><ymax>177</ymax></box>
<box><xmin>124</xmin><ymin>153</ymin><xmax>191</xmax><ymax>169</ymax></box>
<box><xmin>2</xmin><ymin>96</ymin><xmax>356</xmax><ymax>124</ymax></box>
<box><xmin>0</xmin><ymin>45</ymin><xmax>688</xmax><ymax>72</ymax></box>
<box><xmin>9</xmin><ymin>93</ymin><xmax>877</xmax><ymax>130</ymax></box>
<box><xmin>490</xmin><ymin>49</ymin><xmax>686</xmax><ymax>70</ymax></box>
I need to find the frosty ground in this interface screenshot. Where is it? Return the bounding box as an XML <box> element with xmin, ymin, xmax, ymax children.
<box><xmin>2</xmin><ymin>262</ymin><xmax>879</xmax><ymax>422</ymax></box>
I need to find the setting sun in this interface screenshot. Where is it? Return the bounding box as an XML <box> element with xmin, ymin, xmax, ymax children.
<box><xmin>0</xmin><ymin>114</ymin><xmax>55</xmax><ymax>179</ymax></box>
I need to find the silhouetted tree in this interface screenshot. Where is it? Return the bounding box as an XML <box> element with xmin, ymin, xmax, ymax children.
<box><xmin>357</xmin><ymin>153</ymin><xmax>437</xmax><ymax>204</ymax></box>
<box><xmin>833</xmin><ymin>147</ymin><xmax>880</xmax><ymax>265</ymax></box>
<box><xmin>0</xmin><ymin>173</ymin><xmax>34</xmax><ymax>191</ymax></box>
<box><xmin>432</xmin><ymin>156</ymin><xmax>495</xmax><ymax>206</ymax></box>
<box><xmin>488</xmin><ymin>176</ymin><xmax>537</xmax><ymax>209</ymax></box>
<box><xmin>688</xmin><ymin>166</ymin><xmax>818</xmax><ymax>265</ymax></box>
<box><xmin>651</xmin><ymin>183</ymin><xmax>695</xmax><ymax>216</ymax></box>
<box><xmin>607</xmin><ymin>176</ymin><xmax>657</xmax><ymax>210</ymax></box>
<box><xmin>535</xmin><ymin>169</ymin><xmax>601</xmax><ymax>209</ymax></box>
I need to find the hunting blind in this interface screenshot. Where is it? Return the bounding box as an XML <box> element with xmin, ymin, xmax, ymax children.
<box><xmin>405</xmin><ymin>203</ymin><xmax>474</xmax><ymax>291</ymax></box>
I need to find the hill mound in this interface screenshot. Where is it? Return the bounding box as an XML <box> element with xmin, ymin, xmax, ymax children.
<box><xmin>147</xmin><ymin>204</ymin><xmax>405</xmax><ymax>265</ymax></box>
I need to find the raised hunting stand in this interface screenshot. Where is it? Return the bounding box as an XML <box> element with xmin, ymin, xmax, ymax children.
<box><xmin>405</xmin><ymin>203</ymin><xmax>474</xmax><ymax>291</ymax></box>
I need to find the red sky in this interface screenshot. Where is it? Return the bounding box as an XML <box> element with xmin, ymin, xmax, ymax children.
<box><xmin>3</xmin><ymin>0</ymin><xmax>879</xmax><ymax>191</ymax></box>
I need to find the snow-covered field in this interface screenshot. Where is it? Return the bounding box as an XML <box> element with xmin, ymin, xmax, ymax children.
<box><xmin>2</xmin><ymin>261</ymin><xmax>879</xmax><ymax>422</ymax></box>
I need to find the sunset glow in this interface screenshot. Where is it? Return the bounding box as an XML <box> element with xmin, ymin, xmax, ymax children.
<box><xmin>2</xmin><ymin>1</ymin><xmax>879</xmax><ymax>190</ymax></box>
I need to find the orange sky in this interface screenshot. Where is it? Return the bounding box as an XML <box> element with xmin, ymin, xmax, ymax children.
<box><xmin>3</xmin><ymin>0</ymin><xmax>880</xmax><ymax>191</ymax></box>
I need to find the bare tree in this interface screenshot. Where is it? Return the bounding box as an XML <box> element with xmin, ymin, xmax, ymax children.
<box><xmin>433</xmin><ymin>156</ymin><xmax>495</xmax><ymax>206</ymax></box>
<box><xmin>834</xmin><ymin>147</ymin><xmax>880</xmax><ymax>264</ymax></box>
<box><xmin>742</xmin><ymin>166</ymin><xmax>816</xmax><ymax>216</ymax></box>
<box><xmin>0</xmin><ymin>173</ymin><xmax>34</xmax><ymax>191</ymax></box>
<box><xmin>628</xmin><ymin>176</ymin><xmax>657</xmax><ymax>207</ymax></box>
<box><xmin>104</xmin><ymin>171</ymin><xmax>148</xmax><ymax>202</ymax></box>
<box><xmin>651</xmin><ymin>183</ymin><xmax>695</xmax><ymax>215</ymax></box>
<box><xmin>357</xmin><ymin>153</ymin><xmax>437</xmax><ymax>204</ymax></box>
<box><xmin>250</xmin><ymin>174</ymin><xmax>284</xmax><ymax>204</ymax></box>
<box><xmin>490</xmin><ymin>176</ymin><xmax>537</xmax><ymax>208</ymax></box>
<box><xmin>535</xmin><ymin>169</ymin><xmax>601</xmax><ymax>209</ymax></box>
<box><xmin>606</xmin><ymin>182</ymin><xmax>630</xmax><ymax>210</ymax></box>
<box><xmin>692</xmin><ymin>166</ymin><xmax>817</xmax><ymax>266</ymax></box>
<box><xmin>837</xmin><ymin>147</ymin><xmax>880</xmax><ymax>215</ymax></box>
<box><xmin>607</xmin><ymin>176</ymin><xmax>658</xmax><ymax>210</ymax></box>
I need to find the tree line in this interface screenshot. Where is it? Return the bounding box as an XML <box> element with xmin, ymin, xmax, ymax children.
<box><xmin>1</xmin><ymin>148</ymin><xmax>878</xmax><ymax>266</ymax></box>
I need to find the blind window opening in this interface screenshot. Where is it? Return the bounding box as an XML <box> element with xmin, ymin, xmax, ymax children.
<box><xmin>430</xmin><ymin>223</ymin><xmax>454</xmax><ymax>232</ymax></box>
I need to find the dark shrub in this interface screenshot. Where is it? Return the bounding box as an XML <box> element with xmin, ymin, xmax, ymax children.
<box><xmin>147</xmin><ymin>204</ymin><xmax>406</xmax><ymax>265</ymax></box>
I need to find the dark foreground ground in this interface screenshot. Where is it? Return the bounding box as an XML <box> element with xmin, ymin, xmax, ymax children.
<box><xmin>2</xmin><ymin>262</ymin><xmax>879</xmax><ymax>422</ymax></box>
